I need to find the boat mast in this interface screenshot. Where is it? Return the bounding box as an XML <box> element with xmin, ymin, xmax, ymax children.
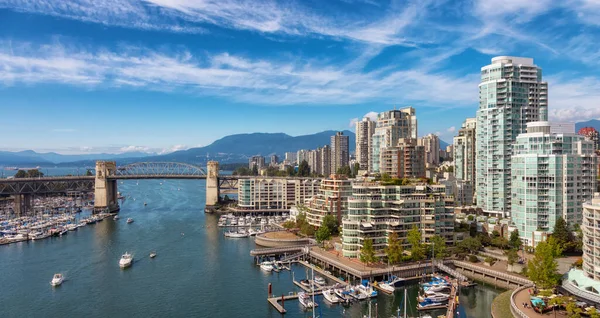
<box><xmin>312</xmin><ymin>265</ymin><xmax>316</xmax><ymax>318</ymax></box>
<box><xmin>404</xmin><ymin>288</ymin><xmax>407</xmax><ymax>318</ymax></box>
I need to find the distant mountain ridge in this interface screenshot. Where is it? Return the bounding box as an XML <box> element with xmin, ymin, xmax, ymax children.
<box><xmin>0</xmin><ymin>150</ymin><xmax>154</xmax><ymax>166</ymax></box>
<box><xmin>575</xmin><ymin>119</ymin><xmax>600</xmax><ymax>132</ymax></box>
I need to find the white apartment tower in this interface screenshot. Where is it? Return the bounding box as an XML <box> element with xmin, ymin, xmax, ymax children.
<box><xmin>453</xmin><ymin>118</ymin><xmax>477</xmax><ymax>202</ymax></box>
<box><xmin>372</xmin><ymin>107</ymin><xmax>417</xmax><ymax>173</ymax></box>
<box><xmin>419</xmin><ymin>134</ymin><xmax>441</xmax><ymax>167</ymax></box>
<box><xmin>476</xmin><ymin>56</ymin><xmax>548</xmax><ymax>217</ymax></box>
<box><xmin>331</xmin><ymin>132</ymin><xmax>349</xmax><ymax>174</ymax></box>
<box><xmin>356</xmin><ymin>117</ymin><xmax>375</xmax><ymax>171</ymax></box>
<box><xmin>511</xmin><ymin>122</ymin><xmax>597</xmax><ymax>247</ymax></box>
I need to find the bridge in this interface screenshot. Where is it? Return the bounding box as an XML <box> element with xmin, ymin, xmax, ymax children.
<box><xmin>0</xmin><ymin>161</ymin><xmax>244</xmax><ymax>215</ymax></box>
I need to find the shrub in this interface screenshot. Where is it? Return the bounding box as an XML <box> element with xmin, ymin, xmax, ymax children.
<box><xmin>484</xmin><ymin>257</ymin><xmax>496</xmax><ymax>265</ymax></box>
<box><xmin>468</xmin><ymin>255</ymin><xmax>479</xmax><ymax>263</ymax></box>
<box><xmin>573</xmin><ymin>258</ymin><xmax>583</xmax><ymax>268</ymax></box>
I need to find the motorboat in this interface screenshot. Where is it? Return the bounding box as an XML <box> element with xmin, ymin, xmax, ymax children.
<box><xmin>113</xmin><ymin>215</ymin><xmax>120</xmax><ymax>221</ymax></box>
<box><xmin>224</xmin><ymin>231</ymin><xmax>248</xmax><ymax>238</ymax></box>
<box><xmin>300</xmin><ymin>279</ymin><xmax>312</xmax><ymax>288</ymax></box>
<box><xmin>77</xmin><ymin>221</ymin><xmax>87</xmax><ymax>228</ymax></box>
<box><xmin>314</xmin><ymin>276</ymin><xmax>326</xmax><ymax>286</ymax></box>
<box><xmin>298</xmin><ymin>292</ymin><xmax>317</xmax><ymax>308</ymax></box>
<box><xmin>357</xmin><ymin>284</ymin><xmax>377</xmax><ymax>298</ymax></box>
<box><xmin>126</xmin><ymin>218</ymin><xmax>134</xmax><ymax>224</ymax></box>
<box><xmin>418</xmin><ymin>294</ymin><xmax>449</xmax><ymax>303</ymax></box>
<box><xmin>418</xmin><ymin>298</ymin><xmax>443</xmax><ymax>309</ymax></box>
<box><xmin>378</xmin><ymin>281</ymin><xmax>396</xmax><ymax>294</ymax></box>
<box><xmin>388</xmin><ymin>275</ymin><xmax>405</xmax><ymax>288</ymax></box>
<box><xmin>334</xmin><ymin>288</ymin><xmax>352</xmax><ymax>303</ymax></box>
<box><xmin>349</xmin><ymin>287</ymin><xmax>368</xmax><ymax>300</ymax></box>
<box><xmin>248</xmin><ymin>229</ymin><xmax>257</xmax><ymax>236</ymax></box>
<box><xmin>260</xmin><ymin>261</ymin><xmax>273</xmax><ymax>272</ymax></box>
<box><xmin>66</xmin><ymin>224</ymin><xmax>78</xmax><ymax>231</ymax></box>
<box><xmin>119</xmin><ymin>252</ymin><xmax>133</xmax><ymax>268</ymax></box>
<box><xmin>322</xmin><ymin>289</ymin><xmax>340</xmax><ymax>304</ymax></box>
<box><xmin>50</xmin><ymin>273</ymin><xmax>64</xmax><ymax>287</ymax></box>
<box><xmin>423</xmin><ymin>284</ymin><xmax>450</xmax><ymax>292</ymax></box>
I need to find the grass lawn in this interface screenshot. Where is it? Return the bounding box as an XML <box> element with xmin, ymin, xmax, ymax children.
<box><xmin>491</xmin><ymin>290</ymin><xmax>514</xmax><ymax>318</ymax></box>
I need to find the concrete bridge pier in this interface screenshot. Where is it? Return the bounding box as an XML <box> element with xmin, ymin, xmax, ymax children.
<box><xmin>94</xmin><ymin>161</ymin><xmax>119</xmax><ymax>213</ymax></box>
<box><xmin>13</xmin><ymin>194</ymin><xmax>32</xmax><ymax>216</ymax></box>
<box><xmin>205</xmin><ymin>161</ymin><xmax>220</xmax><ymax>207</ymax></box>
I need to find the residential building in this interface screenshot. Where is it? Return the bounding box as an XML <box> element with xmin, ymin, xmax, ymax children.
<box><xmin>304</xmin><ymin>175</ymin><xmax>353</xmax><ymax>226</ymax></box>
<box><xmin>372</xmin><ymin>107</ymin><xmax>418</xmax><ymax>172</ymax></box>
<box><xmin>320</xmin><ymin>145</ymin><xmax>331</xmax><ymax>177</ymax></box>
<box><xmin>342</xmin><ymin>182</ymin><xmax>455</xmax><ymax>259</ymax></box>
<box><xmin>248</xmin><ymin>155</ymin><xmax>266</xmax><ymax>170</ymax></box>
<box><xmin>356</xmin><ymin>117</ymin><xmax>375</xmax><ymax>171</ymax></box>
<box><xmin>511</xmin><ymin>121</ymin><xmax>597</xmax><ymax>247</ymax></box>
<box><xmin>476</xmin><ymin>56</ymin><xmax>548</xmax><ymax>217</ymax></box>
<box><xmin>419</xmin><ymin>134</ymin><xmax>440</xmax><ymax>167</ymax></box>
<box><xmin>285</xmin><ymin>152</ymin><xmax>297</xmax><ymax>165</ymax></box>
<box><xmin>579</xmin><ymin>127</ymin><xmax>600</xmax><ymax>151</ymax></box>
<box><xmin>307</xmin><ymin>149</ymin><xmax>321</xmax><ymax>175</ymax></box>
<box><xmin>453</xmin><ymin>118</ymin><xmax>477</xmax><ymax>201</ymax></box>
<box><xmin>297</xmin><ymin>149</ymin><xmax>309</xmax><ymax>165</ymax></box>
<box><xmin>583</xmin><ymin>193</ymin><xmax>600</xmax><ymax>280</ymax></box>
<box><xmin>270</xmin><ymin>155</ymin><xmax>279</xmax><ymax>165</ymax></box>
<box><xmin>237</xmin><ymin>177</ymin><xmax>321</xmax><ymax>211</ymax></box>
<box><xmin>331</xmin><ymin>132</ymin><xmax>349</xmax><ymax>174</ymax></box>
<box><xmin>379</xmin><ymin>138</ymin><xmax>425</xmax><ymax>178</ymax></box>
<box><xmin>446</xmin><ymin>145</ymin><xmax>454</xmax><ymax>160</ymax></box>
<box><xmin>439</xmin><ymin>173</ymin><xmax>474</xmax><ymax>206</ymax></box>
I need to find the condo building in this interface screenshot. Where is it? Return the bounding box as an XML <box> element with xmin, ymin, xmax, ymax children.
<box><xmin>372</xmin><ymin>107</ymin><xmax>418</xmax><ymax>173</ymax></box>
<box><xmin>511</xmin><ymin>121</ymin><xmax>597</xmax><ymax>247</ymax></box>
<box><xmin>237</xmin><ymin>178</ymin><xmax>321</xmax><ymax>211</ymax></box>
<box><xmin>331</xmin><ymin>132</ymin><xmax>350</xmax><ymax>174</ymax></box>
<box><xmin>419</xmin><ymin>134</ymin><xmax>441</xmax><ymax>167</ymax></box>
<box><xmin>379</xmin><ymin>138</ymin><xmax>426</xmax><ymax>179</ymax></box>
<box><xmin>453</xmin><ymin>118</ymin><xmax>477</xmax><ymax>201</ymax></box>
<box><xmin>304</xmin><ymin>175</ymin><xmax>353</xmax><ymax>226</ymax></box>
<box><xmin>476</xmin><ymin>56</ymin><xmax>548</xmax><ymax>217</ymax></box>
<box><xmin>249</xmin><ymin>156</ymin><xmax>266</xmax><ymax>170</ymax></box>
<box><xmin>583</xmin><ymin>193</ymin><xmax>600</xmax><ymax>280</ymax></box>
<box><xmin>356</xmin><ymin>117</ymin><xmax>375</xmax><ymax>171</ymax></box>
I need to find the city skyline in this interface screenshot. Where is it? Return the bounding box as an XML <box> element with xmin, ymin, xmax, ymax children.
<box><xmin>1</xmin><ymin>1</ymin><xmax>600</xmax><ymax>154</ymax></box>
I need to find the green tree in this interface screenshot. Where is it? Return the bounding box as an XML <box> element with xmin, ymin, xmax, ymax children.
<box><xmin>491</xmin><ymin>236</ymin><xmax>510</xmax><ymax>249</ymax></box>
<box><xmin>509</xmin><ymin>229</ymin><xmax>522</xmax><ymax>250</ymax></box>
<box><xmin>298</xmin><ymin>160</ymin><xmax>310</xmax><ymax>177</ymax></box>
<box><xmin>456</xmin><ymin>236</ymin><xmax>482</xmax><ymax>254</ymax></box>
<box><xmin>285</xmin><ymin>166</ymin><xmax>295</xmax><ymax>176</ymax></box>
<box><xmin>588</xmin><ymin>307</ymin><xmax>600</xmax><ymax>318</ymax></box>
<box><xmin>431</xmin><ymin>235</ymin><xmax>447</xmax><ymax>259</ymax></box>
<box><xmin>322</xmin><ymin>214</ymin><xmax>339</xmax><ymax>235</ymax></box>
<box><xmin>566</xmin><ymin>301</ymin><xmax>583</xmax><ymax>318</ymax></box>
<box><xmin>315</xmin><ymin>225</ymin><xmax>331</xmax><ymax>243</ymax></box>
<box><xmin>385</xmin><ymin>232</ymin><xmax>403</xmax><ymax>264</ymax></box>
<box><xmin>85</xmin><ymin>169</ymin><xmax>94</xmax><ymax>176</ymax></box>
<box><xmin>527</xmin><ymin>236</ymin><xmax>563</xmax><ymax>289</ymax></box>
<box><xmin>25</xmin><ymin>169</ymin><xmax>44</xmax><ymax>178</ymax></box>
<box><xmin>551</xmin><ymin>216</ymin><xmax>571</xmax><ymax>251</ymax></box>
<box><xmin>407</xmin><ymin>226</ymin><xmax>425</xmax><ymax>261</ymax></box>
<box><xmin>360</xmin><ymin>238</ymin><xmax>378</xmax><ymax>265</ymax></box>
<box><xmin>506</xmin><ymin>249</ymin><xmax>519</xmax><ymax>265</ymax></box>
<box><xmin>14</xmin><ymin>170</ymin><xmax>27</xmax><ymax>178</ymax></box>
<box><xmin>251</xmin><ymin>165</ymin><xmax>259</xmax><ymax>176</ymax></box>
<box><xmin>336</xmin><ymin>165</ymin><xmax>352</xmax><ymax>178</ymax></box>
<box><xmin>353</xmin><ymin>162</ymin><xmax>360</xmax><ymax>177</ymax></box>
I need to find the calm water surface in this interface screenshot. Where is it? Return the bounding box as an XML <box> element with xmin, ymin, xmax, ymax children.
<box><xmin>0</xmin><ymin>178</ymin><xmax>502</xmax><ymax>317</ymax></box>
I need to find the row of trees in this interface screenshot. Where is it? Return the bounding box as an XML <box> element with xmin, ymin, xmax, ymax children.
<box><xmin>14</xmin><ymin>169</ymin><xmax>44</xmax><ymax>178</ymax></box>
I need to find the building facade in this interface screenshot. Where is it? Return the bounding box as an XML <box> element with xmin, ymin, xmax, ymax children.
<box><xmin>579</xmin><ymin>127</ymin><xmax>600</xmax><ymax>151</ymax></box>
<box><xmin>304</xmin><ymin>175</ymin><xmax>353</xmax><ymax>227</ymax></box>
<box><xmin>270</xmin><ymin>155</ymin><xmax>279</xmax><ymax>165</ymax></box>
<box><xmin>297</xmin><ymin>149</ymin><xmax>309</xmax><ymax>165</ymax></box>
<box><xmin>583</xmin><ymin>193</ymin><xmax>600</xmax><ymax>280</ymax></box>
<box><xmin>439</xmin><ymin>173</ymin><xmax>474</xmax><ymax>206</ymax></box>
<box><xmin>453</xmin><ymin>118</ymin><xmax>477</xmax><ymax>202</ymax></box>
<box><xmin>249</xmin><ymin>155</ymin><xmax>266</xmax><ymax>170</ymax></box>
<box><xmin>419</xmin><ymin>134</ymin><xmax>440</xmax><ymax>167</ymax></box>
<box><xmin>476</xmin><ymin>56</ymin><xmax>548</xmax><ymax>217</ymax></box>
<box><xmin>512</xmin><ymin>122</ymin><xmax>597</xmax><ymax>247</ymax></box>
<box><xmin>237</xmin><ymin>178</ymin><xmax>321</xmax><ymax>211</ymax></box>
<box><xmin>341</xmin><ymin>182</ymin><xmax>455</xmax><ymax>259</ymax></box>
<box><xmin>331</xmin><ymin>132</ymin><xmax>350</xmax><ymax>174</ymax></box>
<box><xmin>307</xmin><ymin>149</ymin><xmax>321</xmax><ymax>175</ymax></box>
<box><xmin>285</xmin><ymin>152</ymin><xmax>297</xmax><ymax>165</ymax></box>
<box><xmin>356</xmin><ymin>117</ymin><xmax>375</xmax><ymax>171</ymax></box>
<box><xmin>320</xmin><ymin>145</ymin><xmax>331</xmax><ymax>177</ymax></box>
<box><xmin>372</xmin><ymin>107</ymin><xmax>418</xmax><ymax>173</ymax></box>
<box><xmin>379</xmin><ymin>138</ymin><xmax>425</xmax><ymax>179</ymax></box>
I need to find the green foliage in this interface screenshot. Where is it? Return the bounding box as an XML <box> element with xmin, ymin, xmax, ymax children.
<box><xmin>588</xmin><ymin>307</ymin><xmax>600</xmax><ymax>318</ymax></box>
<box><xmin>551</xmin><ymin>216</ymin><xmax>572</xmax><ymax>253</ymax></box>
<box><xmin>336</xmin><ymin>165</ymin><xmax>352</xmax><ymax>178</ymax></box>
<box><xmin>294</xmin><ymin>212</ymin><xmax>315</xmax><ymax>236</ymax></box>
<box><xmin>506</xmin><ymin>249</ymin><xmax>519</xmax><ymax>265</ymax></box>
<box><xmin>14</xmin><ymin>169</ymin><xmax>44</xmax><ymax>178</ymax></box>
<box><xmin>282</xmin><ymin>220</ymin><xmax>295</xmax><ymax>229</ymax></box>
<box><xmin>315</xmin><ymin>225</ymin><xmax>331</xmax><ymax>243</ymax></box>
<box><xmin>298</xmin><ymin>160</ymin><xmax>310</xmax><ymax>177</ymax></box>
<box><xmin>467</xmin><ymin>215</ymin><xmax>475</xmax><ymax>221</ymax></box>
<box><xmin>360</xmin><ymin>238</ymin><xmax>378</xmax><ymax>265</ymax></box>
<box><xmin>484</xmin><ymin>256</ymin><xmax>496</xmax><ymax>265</ymax></box>
<box><xmin>566</xmin><ymin>301</ymin><xmax>583</xmax><ymax>318</ymax></box>
<box><xmin>385</xmin><ymin>232</ymin><xmax>403</xmax><ymax>264</ymax></box>
<box><xmin>407</xmin><ymin>226</ymin><xmax>425</xmax><ymax>261</ymax></box>
<box><xmin>85</xmin><ymin>169</ymin><xmax>93</xmax><ymax>176</ymax></box>
<box><xmin>509</xmin><ymin>229</ymin><xmax>522</xmax><ymax>250</ymax></box>
<box><xmin>353</xmin><ymin>163</ymin><xmax>360</xmax><ymax>176</ymax></box>
<box><xmin>468</xmin><ymin>255</ymin><xmax>479</xmax><ymax>262</ymax></box>
<box><xmin>527</xmin><ymin>236</ymin><xmax>563</xmax><ymax>289</ymax></box>
<box><xmin>233</xmin><ymin>166</ymin><xmax>255</xmax><ymax>176</ymax></box>
<box><xmin>322</xmin><ymin>214</ymin><xmax>339</xmax><ymax>236</ymax></box>
<box><xmin>478</xmin><ymin>233</ymin><xmax>492</xmax><ymax>246</ymax></box>
<box><xmin>469</xmin><ymin>222</ymin><xmax>477</xmax><ymax>237</ymax></box>
<box><xmin>456</xmin><ymin>236</ymin><xmax>482</xmax><ymax>254</ymax></box>
<box><xmin>491</xmin><ymin>236</ymin><xmax>510</xmax><ymax>249</ymax></box>
<box><xmin>251</xmin><ymin>165</ymin><xmax>259</xmax><ymax>176</ymax></box>
<box><xmin>431</xmin><ymin>235</ymin><xmax>447</xmax><ymax>259</ymax></box>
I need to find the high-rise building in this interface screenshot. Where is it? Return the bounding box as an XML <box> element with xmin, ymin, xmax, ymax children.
<box><xmin>297</xmin><ymin>149</ymin><xmax>309</xmax><ymax>165</ymax></box>
<box><xmin>307</xmin><ymin>149</ymin><xmax>321</xmax><ymax>175</ymax></box>
<box><xmin>330</xmin><ymin>132</ymin><xmax>349</xmax><ymax>174</ymax></box>
<box><xmin>583</xmin><ymin>193</ymin><xmax>600</xmax><ymax>280</ymax></box>
<box><xmin>453</xmin><ymin>118</ymin><xmax>477</xmax><ymax>201</ymax></box>
<box><xmin>356</xmin><ymin>117</ymin><xmax>375</xmax><ymax>171</ymax></box>
<box><xmin>476</xmin><ymin>56</ymin><xmax>548</xmax><ymax>217</ymax></box>
<box><xmin>445</xmin><ymin>145</ymin><xmax>454</xmax><ymax>160</ymax></box>
<box><xmin>511</xmin><ymin>121</ymin><xmax>597</xmax><ymax>247</ymax></box>
<box><xmin>304</xmin><ymin>175</ymin><xmax>353</xmax><ymax>226</ymax></box>
<box><xmin>579</xmin><ymin>127</ymin><xmax>600</xmax><ymax>151</ymax></box>
<box><xmin>270</xmin><ymin>155</ymin><xmax>279</xmax><ymax>165</ymax></box>
<box><xmin>237</xmin><ymin>177</ymin><xmax>321</xmax><ymax>211</ymax></box>
<box><xmin>419</xmin><ymin>134</ymin><xmax>440</xmax><ymax>167</ymax></box>
<box><xmin>379</xmin><ymin>138</ymin><xmax>425</xmax><ymax>178</ymax></box>
<box><xmin>372</xmin><ymin>107</ymin><xmax>417</xmax><ymax>173</ymax></box>
<box><xmin>248</xmin><ymin>155</ymin><xmax>266</xmax><ymax>170</ymax></box>
<box><xmin>342</xmin><ymin>182</ymin><xmax>454</xmax><ymax>259</ymax></box>
<box><xmin>320</xmin><ymin>145</ymin><xmax>331</xmax><ymax>177</ymax></box>
<box><xmin>285</xmin><ymin>152</ymin><xmax>297</xmax><ymax>164</ymax></box>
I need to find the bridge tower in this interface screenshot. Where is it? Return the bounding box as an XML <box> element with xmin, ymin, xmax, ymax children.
<box><xmin>206</xmin><ymin>161</ymin><xmax>220</xmax><ymax>207</ymax></box>
<box><xmin>94</xmin><ymin>161</ymin><xmax>119</xmax><ymax>213</ymax></box>
<box><xmin>13</xmin><ymin>194</ymin><xmax>32</xmax><ymax>216</ymax></box>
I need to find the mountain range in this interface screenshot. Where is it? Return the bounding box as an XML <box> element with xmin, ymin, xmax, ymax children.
<box><xmin>575</xmin><ymin>119</ymin><xmax>600</xmax><ymax>132</ymax></box>
<box><xmin>0</xmin><ymin>150</ymin><xmax>154</xmax><ymax>166</ymax></box>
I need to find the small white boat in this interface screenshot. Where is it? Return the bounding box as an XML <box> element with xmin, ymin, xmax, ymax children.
<box><xmin>378</xmin><ymin>282</ymin><xmax>395</xmax><ymax>294</ymax></box>
<box><xmin>50</xmin><ymin>273</ymin><xmax>64</xmax><ymax>286</ymax></box>
<box><xmin>322</xmin><ymin>289</ymin><xmax>340</xmax><ymax>304</ymax></box>
<box><xmin>248</xmin><ymin>229</ymin><xmax>257</xmax><ymax>236</ymax></box>
<box><xmin>66</xmin><ymin>224</ymin><xmax>78</xmax><ymax>231</ymax></box>
<box><xmin>113</xmin><ymin>215</ymin><xmax>120</xmax><ymax>221</ymax></box>
<box><xmin>224</xmin><ymin>231</ymin><xmax>248</xmax><ymax>238</ymax></box>
<box><xmin>150</xmin><ymin>252</ymin><xmax>157</xmax><ymax>258</ymax></box>
<box><xmin>260</xmin><ymin>261</ymin><xmax>273</xmax><ymax>272</ymax></box>
<box><xmin>314</xmin><ymin>276</ymin><xmax>326</xmax><ymax>286</ymax></box>
<box><xmin>119</xmin><ymin>252</ymin><xmax>133</xmax><ymax>268</ymax></box>
<box><xmin>126</xmin><ymin>218</ymin><xmax>134</xmax><ymax>224</ymax></box>
<box><xmin>298</xmin><ymin>292</ymin><xmax>317</xmax><ymax>308</ymax></box>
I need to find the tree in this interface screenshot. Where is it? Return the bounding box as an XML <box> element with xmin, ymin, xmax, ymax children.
<box><xmin>336</xmin><ymin>165</ymin><xmax>352</xmax><ymax>178</ymax></box>
<box><xmin>322</xmin><ymin>214</ymin><xmax>339</xmax><ymax>235</ymax></box>
<box><xmin>551</xmin><ymin>216</ymin><xmax>571</xmax><ymax>251</ymax></box>
<box><xmin>251</xmin><ymin>165</ymin><xmax>259</xmax><ymax>176</ymax></box>
<box><xmin>431</xmin><ymin>235</ymin><xmax>447</xmax><ymax>259</ymax></box>
<box><xmin>527</xmin><ymin>237</ymin><xmax>563</xmax><ymax>289</ymax></box>
<box><xmin>506</xmin><ymin>249</ymin><xmax>519</xmax><ymax>265</ymax></box>
<box><xmin>285</xmin><ymin>166</ymin><xmax>295</xmax><ymax>176</ymax></box>
<box><xmin>85</xmin><ymin>169</ymin><xmax>93</xmax><ymax>176</ymax></box>
<box><xmin>385</xmin><ymin>232</ymin><xmax>403</xmax><ymax>264</ymax></box>
<box><xmin>315</xmin><ymin>225</ymin><xmax>331</xmax><ymax>243</ymax></box>
<box><xmin>26</xmin><ymin>169</ymin><xmax>44</xmax><ymax>178</ymax></box>
<box><xmin>407</xmin><ymin>226</ymin><xmax>425</xmax><ymax>261</ymax></box>
<box><xmin>298</xmin><ymin>160</ymin><xmax>310</xmax><ymax>177</ymax></box>
<box><xmin>14</xmin><ymin>170</ymin><xmax>27</xmax><ymax>178</ymax></box>
<box><xmin>353</xmin><ymin>162</ymin><xmax>360</xmax><ymax>176</ymax></box>
<box><xmin>566</xmin><ymin>301</ymin><xmax>583</xmax><ymax>318</ymax></box>
<box><xmin>456</xmin><ymin>236</ymin><xmax>482</xmax><ymax>255</ymax></box>
<box><xmin>509</xmin><ymin>229</ymin><xmax>522</xmax><ymax>250</ymax></box>
<box><xmin>491</xmin><ymin>236</ymin><xmax>510</xmax><ymax>249</ymax></box>
<box><xmin>360</xmin><ymin>238</ymin><xmax>378</xmax><ymax>265</ymax></box>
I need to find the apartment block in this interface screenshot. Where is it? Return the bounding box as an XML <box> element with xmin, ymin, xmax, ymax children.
<box><xmin>356</xmin><ymin>117</ymin><xmax>375</xmax><ymax>171</ymax></box>
<box><xmin>304</xmin><ymin>175</ymin><xmax>353</xmax><ymax>226</ymax></box>
<box><xmin>237</xmin><ymin>178</ymin><xmax>321</xmax><ymax>211</ymax></box>
<box><xmin>371</xmin><ymin>107</ymin><xmax>417</xmax><ymax>173</ymax></box>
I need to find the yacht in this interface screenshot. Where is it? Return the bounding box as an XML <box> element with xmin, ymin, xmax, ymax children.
<box><xmin>418</xmin><ymin>294</ymin><xmax>449</xmax><ymax>303</ymax></box>
<box><xmin>30</xmin><ymin>232</ymin><xmax>51</xmax><ymax>241</ymax></box>
<box><xmin>119</xmin><ymin>252</ymin><xmax>133</xmax><ymax>268</ymax></box>
<box><xmin>260</xmin><ymin>261</ymin><xmax>273</xmax><ymax>272</ymax></box>
<box><xmin>260</xmin><ymin>219</ymin><xmax>267</xmax><ymax>226</ymax></box>
<box><xmin>322</xmin><ymin>289</ymin><xmax>340</xmax><ymax>304</ymax></box>
<box><xmin>150</xmin><ymin>251</ymin><xmax>157</xmax><ymax>258</ymax></box>
<box><xmin>378</xmin><ymin>281</ymin><xmax>396</xmax><ymax>294</ymax></box>
<box><xmin>66</xmin><ymin>224</ymin><xmax>78</xmax><ymax>231</ymax></box>
<box><xmin>77</xmin><ymin>221</ymin><xmax>87</xmax><ymax>228</ymax></box>
<box><xmin>314</xmin><ymin>276</ymin><xmax>326</xmax><ymax>286</ymax></box>
<box><xmin>418</xmin><ymin>298</ymin><xmax>443</xmax><ymax>309</ymax></box>
<box><xmin>50</xmin><ymin>273</ymin><xmax>64</xmax><ymax>287</ymax></box>
<box><xmin>334</xmin><ymin>288</ymin><xmax>352</xmax><ymax>303</ymax></box>
<box><xmin>357</xmin><ymin>284</ymin><xmax>378</xmax><ymax>298</ymax></box>
<box><xmin>230</xmin><ymin>219</ymin><xmax>238</xmax><ymax>226</ymax></box>
<box><xmin>349</xmin><ymin>287</ymin><xmax>368</xmax><ymax>300</ymax></box>
<box><xmin>298</xmin><ymin>292</ymin><xmax>317</xmax><ymax>308</ymax></box>
<box><xmin>126</xmin><ymin>218</ymin><xmax>134</xmax><ymax>224</ymax></box>
<box><xmin>248</xmin><ymin>229</ymin><xmax>257</xmax><ymax>236</ymax></box>
<box><xmin>388</xmin><ymin>275</ymin><xmax>405</xmax><ymax>288</ymax></box>
<box><xmin>423</xmin><ymin>284</ymin><xmax>450</xmax><ymax>292</ymax></box>
<box><xmin>113</xmin><ymin>215</ymin><xmax>120</xmax><ymax>221</ymax></box>
<box><xmin>224</xmin><ymin>231</ymin><xmax>248</xmax><ymax>238</ymax></box>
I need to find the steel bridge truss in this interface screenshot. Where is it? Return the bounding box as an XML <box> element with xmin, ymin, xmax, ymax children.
<box><xmin>0</xmin><ymin>178</ymin><xmax>95</xmax><ymax>195</ymax></box>
<box><xmin>112</xmin><ymin>162</ymin><xmax>207</xmax><ymax>179</ymax></box>
<box><xmin>218</xmin><ymin>177</ymin><xmax>239</xmax><ymax>192</ymax></box>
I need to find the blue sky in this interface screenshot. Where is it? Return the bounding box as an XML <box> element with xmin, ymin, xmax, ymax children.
<box><xmin>1</xmin><ymin>0</ymin><xmax>600</xmax><ymax>154</ymax></box>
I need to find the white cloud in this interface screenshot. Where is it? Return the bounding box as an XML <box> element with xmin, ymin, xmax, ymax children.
<box><xmin>446</xmin><ymin>126</ymin><xmax>456</xmax><ymax>133</ymax></box>
<box><xmin>547</xmin><ymin>74</ymin><xmax>600</xmax><ymax>122</ymax></box>
<box><xmin>349</xmin><ymin>111</ymin><xmax>379</xmax><ymax>127</ymax></box>
<box><xmin>158</xmin><ymin>144</ymin><xmax>188</xmax><ymax>154</ymax></box>
<box><xmin>119</xmin><ymin>145</ymin><xmax>151</xmax><ymax>153</ymax></box>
